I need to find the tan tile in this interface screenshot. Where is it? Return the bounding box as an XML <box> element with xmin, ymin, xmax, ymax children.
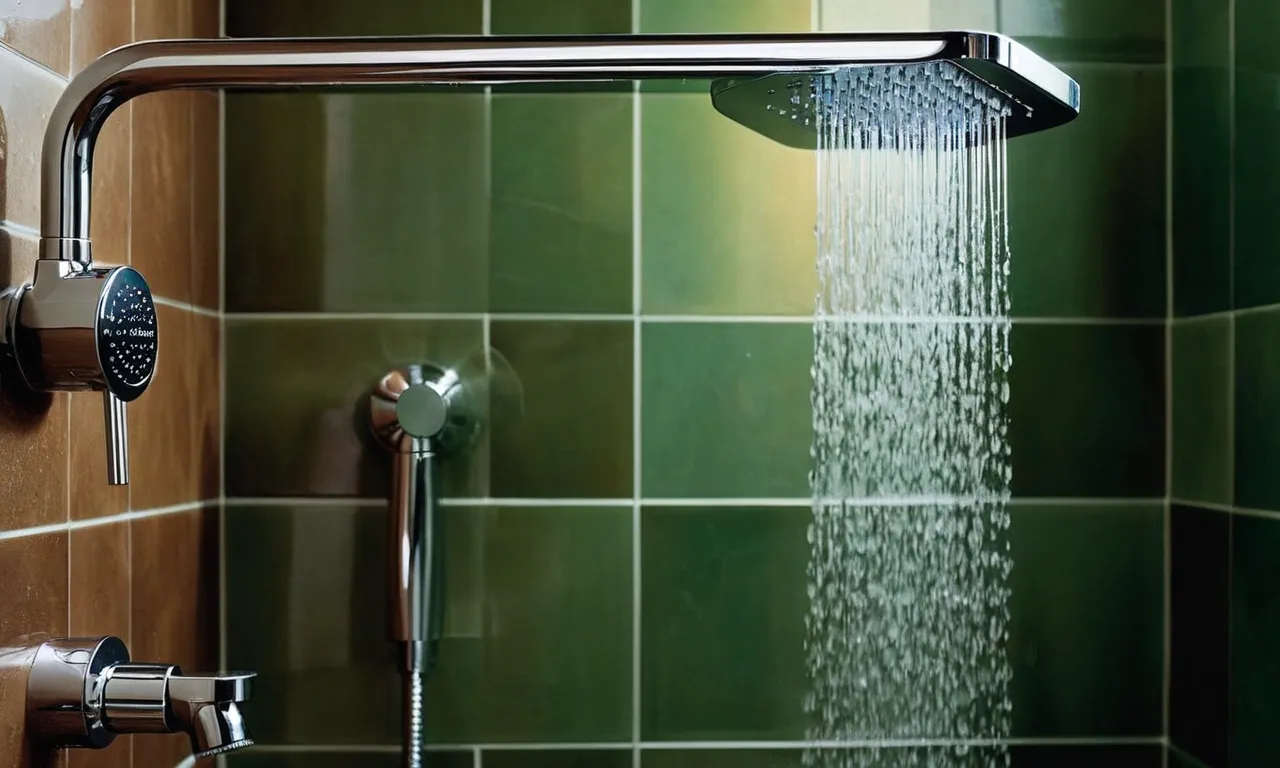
<box><xmin>131</xmin><ymin>508</ymin><xmax>218</xmax><ymax>669</ymax></box>
<box><xmin>66</xmin><ymin>738</ymin><xmax>131</xmax><ymax>768</ymax></box>
<box><xmin>0</xmin><ymin>532</ymin><xmax>68</xmax><ymax>646</ymax></box>
<box><xmin>131</xmin><ymin>305</ymin><xmax>197</xmax><ymax>509</ymax></box>
<box><xmin>69</xmin><ymin>391</ymin><xmax>128</xmax><ymax>520</ymax></box>
<box><xmin>0</xmin><ymin>225</ymin><xmax>38</xmax><ymax>296</ymax></box>
<box><xmin>0</xmin><ymin>385</ymin><xmax>67</xmax><ymax>532</ymax></box>
<box><xmin>193</xmin><ymin>0</ymin><xmax>219</xmax><ymax>37</ymax></box>
<box><xmin>0</xmin><ymin>48</ymin><xmax>65</xmax><ymax>230</ymax></box>
<box><xmin>131</xmin><ymin>733</ymin><xmax>190</xmax><ymax>767</ymax></box>
<box><xmin>0</xmin><ymin>0</ymin><xmax>70</xmax><ymax>76</ymax></box>
<box><xmin>69</xmin><ymin>522</ymin><xmax>129</xmax><ymax>641</ymax></box>
<box><xmin>134</xmin><ymin>0</ymin><xmax>192</xmax><ymax>38</ymax></box>
<box><xmin>87</xmin><ymin>105</ymin><xmax>130</xmax><ymax>268</ymax></box>
<box><xmin>131</xmin><ymin>90</ymin><xmax>194</xmax><ymax>304</ymax></box>
<box><xmin>71</xmin><ymin>0</ymin><xmax>131</xmax><ymax>72</ymax></box>
<box><xmin>192</xmin><ymin>312</ymin><xmax>220</xmax><ymax>500</ymax></box>
<box><xmin>79</xmin><ymin>0</ymin><xmax>133</xmax><ymax>273</ymax></box>
<box><xmin>192</xmin><ymin>93</ymin><xmax>220</xmax><ymax>311</ymax></box>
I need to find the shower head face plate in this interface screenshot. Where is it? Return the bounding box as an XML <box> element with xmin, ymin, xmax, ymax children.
<box><xmin>709</xmin><ymin>32</ymin><xmax>1080</xmax><ymax>148</ymax></box>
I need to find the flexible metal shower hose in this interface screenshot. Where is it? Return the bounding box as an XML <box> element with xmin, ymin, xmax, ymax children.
<box><xmin>405</xmin><ymin>670</ymin><xmax>425</xmax><ymax>768</ymax></box>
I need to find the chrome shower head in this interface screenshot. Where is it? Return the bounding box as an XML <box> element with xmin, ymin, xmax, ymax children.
<box><xmin>710</xmin><ymin>31</ymin><xmax>1079</xmax><ymax>148</ymax></box>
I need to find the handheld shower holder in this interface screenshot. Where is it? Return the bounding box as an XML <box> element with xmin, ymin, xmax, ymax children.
<box><xmin>26</xmin><ymin>636</ymin><xmax>255</xmax><ymax>759</ymax></box>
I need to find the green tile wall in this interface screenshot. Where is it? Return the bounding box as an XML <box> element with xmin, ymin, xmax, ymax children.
<box><xmin>1170</xmin><ymin>505</ymin><xmax>1229</xmax><ymax>767</ymax></box>
<box><xmin>224</xmin><ymin>0</ymin><xmax>1173</xmax><ymax>763</ymax></box>
<box><xmin>227</xmin><ymin>504</ymin><xmax>632</xmax><ymax>745</ymax></box>
<box><xmin>1172</xmin><ymin>318</ymin><xmax>1231</xmax><ymax>504</ymax></box>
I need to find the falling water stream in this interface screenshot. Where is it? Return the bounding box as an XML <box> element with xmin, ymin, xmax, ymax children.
<box><xmin>805</xmin><ymin>63</ymin><xmax>1015</xmax><ymax>768</ymax></box>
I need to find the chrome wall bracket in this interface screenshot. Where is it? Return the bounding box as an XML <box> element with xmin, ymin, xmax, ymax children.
<box><xmin>26</xmin><ymin>637</ymin><xmax>255</xmax><ymax>759</ymax></box>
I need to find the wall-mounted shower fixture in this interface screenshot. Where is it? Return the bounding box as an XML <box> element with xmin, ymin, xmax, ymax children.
<box><xmin>6</xmin><ymin>30</ymin><xmax>1077</xmax><ymax>488</ymax></box>
<box><xmin>370</xmin><ymin>364</ymin><xmax>480</xmax><ymax>768</ymax></box>
<box><xmin>26</xmin><ymin>636</ymin><xmax>255</xmax><ymax>759</ymax></box>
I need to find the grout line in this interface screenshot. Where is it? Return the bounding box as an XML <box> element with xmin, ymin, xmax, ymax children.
<box><xmin>153</xmin><ymin>295</ymin><xmax>220</xmax><ymax>318</ymax></box>
<box><xmin>0</xmin><ymin>220</ymin><xmax>41</xmax><ymax>239</ymax></box>
<box><xmin>250</xmin><ymin>736</ymin><xmax>1166</xmax><ymax>753</ymax></box>
<box><xmin>217</xmin><ymin>30</ymin><xmax>229</xmax><ymax>679</ymax></box>
<box><xmin>632</xmin><ymin>72</ymin><xmax>644</xmax><ymax>768</ymax></box>
<box><xmin>1169</xmin><ymin>498</ymin><xmax>1234</xmax><ymax>515</ymax></box>
<box><xmin>1163</xmin><ymin>0</ymin><xmax>1174</xmax><ymax>750</ymax></box>
<box><xmin>0</xmin><ymin>499</ymin><xmax>218</xmax><ymax>542</ymax></box>
<box><xmin>0</xmin><ymin>39</ymin><xmax>71</xmax><ymax>85</ymax></box>
<box><xmin>220</xmin><ymin>310</ymin><xmax>1167</xmax><ymax>326</ymax></box>
<box><xmin>217</xmin><ymin>495</ymin><xmax>1166</xmax><ymax>509</ymax></box>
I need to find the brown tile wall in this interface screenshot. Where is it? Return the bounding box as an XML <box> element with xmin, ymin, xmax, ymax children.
<box><xmin>0</xmin><ymin>3</ymin><xmax>222</xmax><ymax>768</ymax></box>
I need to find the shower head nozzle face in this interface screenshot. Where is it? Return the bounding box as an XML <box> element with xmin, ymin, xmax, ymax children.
<box><xmin>708</xmin><ymin>33</ymin><xmax>1079</xmax><ymax>148</ymax></box>
<box><xmin>96</xmin><ymin>266</ymin><xmax>157</xmax><ymax>403</ymax></box>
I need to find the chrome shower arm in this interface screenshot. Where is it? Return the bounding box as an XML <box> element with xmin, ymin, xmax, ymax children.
<box><xmin>40</xmin><ymin>31</ymin><xmax>1079</xmax><ymax>254</ymax></box>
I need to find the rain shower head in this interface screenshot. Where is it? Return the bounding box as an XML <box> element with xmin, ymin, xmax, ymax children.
<box><xmin>709</xmin><ymin>31</ymin><xmax>1080</xmax><ymax>149</ymax></box>
<box><xmin>10</xmin><ymin>31</ymin><xmax>1077</xmax><ymax>490</ymax></box>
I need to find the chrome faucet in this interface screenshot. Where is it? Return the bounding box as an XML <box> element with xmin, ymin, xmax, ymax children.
<box><xmin>26</xmin><ymin>637</ymin><xmax>255</xmax><ymax>759</ymax></box>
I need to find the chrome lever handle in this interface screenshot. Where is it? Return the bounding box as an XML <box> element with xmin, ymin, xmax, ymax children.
<box><xmin>103</xmin><ymin>390</ymin><xmax>128</xmax><ymax>485</ymax></box>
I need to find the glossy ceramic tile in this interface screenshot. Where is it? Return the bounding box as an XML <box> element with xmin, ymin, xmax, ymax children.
<box><xmin>1231</xmin><ymin>512</ymin><xmax>1280</xmax><ymax>766</ymax></box>
<box><xmin>485</xmin><ymin>751</ymin><xmax>633</xmax><ymax>768</ymax></box>
<box><xmin>131</xmin><ymin>307</ymin><xmax>219</xmax><ymax>510</ymax></box>
<box><xmin>1008</xmin><ymin>324</ymin><xmax>1165</xmax><ymax>498</ymax></box>
<box><xmin>72</xmin><ymin>0</ymin><xmax>132</xmax><ymax>270</ymax></box>
<box><xmin>68</xmin><ymin>522</ymin><xmax>130</xmax><ymax>642</ymax></box>
<box><xmin>225</xmin><ymin>92</ymin><xmax>490</xmax><ymax>313</ymax></box>
<box><xmin>641</xmin><ymin>93</ymin><xmax>817</xmax><ymax>315</ymax></box>
<box><xmin>130</xmin><ymin>91</ymin><xmax>195</xmax><ymax>303</ymax></box>
<box><xmin>1000</xmin><ymin>0</ymin><xmax>1166</xmax><ymax>63</ymax></box>
<box><xmin>0</xmin><ymin>0</ymin><xmax>69</xmax><ymax>75</ymax></box>
<box><xmin>491</xmin><ymin>93</ymin><xmax>632</xmax><ymax>313</ymax></box>
<box><xmin>69</xmin><ymin>389</ymin><xmax>128</xmax><ymax>520</ymax></box>
<box><xmin>819</xmin><ymin>0</ymin><xmax>997</xmax><ymax>32</ymax></box>
<box><xmin>131</xmin><ymin>507</ymin><xmax>219</xmax><ymax>763</ymax></box>
<box><xmin>641</xmin><ymin>0</ymin><xmax>810</xmax><ymax>32</ymax></box>
<box><xmin>641</xmin><ymin>322</ymin><xmax>813</xmax><ymax>498</ymax></box>
<box><xmin>1172</xmin><ymin>0</ymin><xmax>1232</xmax><ymax>316</ymax></box>
<box><xmin>1008</xmin><ymin>502</ymin><xmax>1164</xmax><ymax>737</ymax></box>
<box><xmin>641</xmin><ymin>502</ymin><xmax>1163</xmax><ymax>740</ymax></box>
<box><xmin>492</xmin><ymin>0</ymin><xmax>631</xmax><ymax>34</ymax></box>
<box><xmin>1007</xmin><ymin>64</ymin><xmax>1166</xmax><ymax>318</ymax></box>
<box><xmin>0</xmin><ymin>532</ymin><xmax>67</xmax><ymax>645</ymax></box>
<box><xmin>0</xmin><ymin>383</ymin><xmax>66</xmax><ymax>531</ymax></box>
<box><xmin>66</xmin><ymin>740</ymin><xmax>130</xmax><ymax>768</ymax></box>
<box><xmin>1234</xmin><ymin>52</ymin><xmax>1280</xmax><ymax>308</ymax></box>
<box><xmin>1168</xmin><ymin>746</ymin><xmax>1213</xmax><ymax>768</ymax></box>
<box><xmin>0</xmin><ymin>48</ymin><xmax>63</xmax><ymax>230</ymax></box>
<box><xmin>1235</xmin><ymin>309</ymin><xmax>1280</xmax><ymax>509</ymax></box>
<box><xmin>66</xmin><ymin>739</ymin><xmax>130</xmax><ymax>768</ymax></box>
<box><xmin>224</xmin><ymin>317</ymin><xmax>484</xmax><ymax>498</ymax></box>
<box><xmin>226</xmin><ymin>0</ymin><xmax>482</xmax><ymax>36</ymax></box>
<box><xmin>192</xmin><ymin>92</ymin><xmax>220</xmax><ymax>311</ymax></box>
<box><xmin>131</xmin><ymin>508</ymin><xmax>219</xmax><ymax>669</ymax></box>
<box><xmin>1172</xmin><ymin>318</ymin><xmax>1231</xmax><ymax>504</ymax></box>
<box><xmin>227</xmin><ymin>504</ymin><xmax>632</xmax><ymax>744</ymax></box>
<box><xmin>489</xmin><ymin>320</ymin><xmax>633</xmax><ymax>498</ymax></box>
<box><xmin>641</xmin><ymin>506</ymin><xmax>810</xmax><ymax>740</ymax></box>
<box><xmin>1169</xmin><ymin>505</ymin><xmax>1229</xmax><ymax>768</ymax></box>
<box><xmin>71</xmin><ymin>0</ymin><xmax>131</xmax><ymax>72</ymax></box>
<box><xmin>228</xmin><ymin>753</ymin><xmax>471</xmax><ymax>768</ymax></box>
<box><xmin>643</xmin><ymin>746</ymin><xmax>1162</xmax><ymax>768</ymax></box>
